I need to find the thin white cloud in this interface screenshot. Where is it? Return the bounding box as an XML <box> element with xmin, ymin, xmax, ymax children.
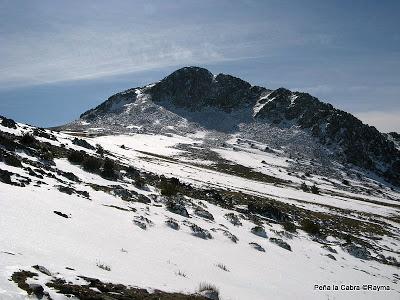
<box><xmin>354</xmin><ymin>110</ymin><xmax>400</xmax><ymax>133</ymax></box>
<box><xmin>0</xmin><ymin>16</ymin><xmax>328</xmax><ymax>89</ymax></box>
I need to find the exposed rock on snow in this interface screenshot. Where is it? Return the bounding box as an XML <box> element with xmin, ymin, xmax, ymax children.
<box><xmin>251</xmin><ymin>225</ymin><xmax>267</xmax><ymax>238</ymax></box>
<box><xmin>249</xmin><ymin>242</ymin><xmax>266</xmax><ymax>252</ymax></box>
<box><xmin>269</xmin><ymin>237</ymin><xmax>292</xmax><ymax>251</ymax></box>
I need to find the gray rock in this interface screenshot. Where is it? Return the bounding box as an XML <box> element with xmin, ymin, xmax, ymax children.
<box><xmin>249</xmin><ymin>242</ymin><xmax>265</xmax><ymax>252</ymax></box>
<box><xmin>165</xmin><ymin>218</ymin><xmax>180</xmax><ymax>230</ymax></box>
<box><xmin>190</xmin><ymin>224</ymin><xmax>212</xmax><ymax>240</ymax></box>
<box><xmin>224</xmin><ymin>213</ymin><xmax>242</xmax><ymax>226</ymax></box>
<box><xmin>344</xmin><ymin>244</ymin><xmax>371</xmax><ymax>260</ymax></box>
<box><xmin>269</xmin><ymin>238</ymin><xmax>291</xmax><ymax>251</ymax></box>
<box><xmin>322</xmin><ymin>245</ymin><xmax>338</xmax><ymax>254</ymax></box>
<box><xmin>251</xmin><ymin>226</ymin><xmax>267</xmax><ymax>238</ymax></box>
<box><xmin>199</xmin><ymin>289</ymin><xmax>220</xmax><ymax>300</ymax></box>
<box><xmin>326</xmin><ymin>254</ymin><xmax>336</xmax><ymax>260</ymax></box>
<box><xmin>32</xmin><ymin>265</ymin><xmax>51</xmax><ymax>276</ymax></box>
<box><xmin>28</xmin><ymin>283</ymin><xmax>45</xmax><ymax>299</ymax></box>
<box><xmin>166</xmin><ymin>199</ymin><xmax>189</xmax><ymax>217</ymax></box>
<box><xmin>194</xmin><ymin>207</ymin><xmax>214</xmax><ymax>221</ymax></box>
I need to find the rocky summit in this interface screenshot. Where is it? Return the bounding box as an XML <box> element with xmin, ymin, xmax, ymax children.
<box><xmin>66</xmin><ymin>66</ymin><xmax>400</xmax><ymax>186</ymax></box>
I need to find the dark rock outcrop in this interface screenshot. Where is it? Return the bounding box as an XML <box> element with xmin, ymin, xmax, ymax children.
<box><xmin>148</xmin><ymin>66</ymin><xmax>266</xmax><ymax>111</ymax></box>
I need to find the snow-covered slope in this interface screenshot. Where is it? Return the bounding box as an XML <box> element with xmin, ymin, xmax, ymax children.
<box><xmin>1</xmin><ymin>116</ymin><xmax>399</xmax><ymax>300</ymax></box>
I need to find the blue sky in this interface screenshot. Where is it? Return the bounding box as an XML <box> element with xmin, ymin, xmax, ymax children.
<box><xmin>0</xmin><ymin>0</ymin><xmax>399</xmax><ymax>132</ymax></box>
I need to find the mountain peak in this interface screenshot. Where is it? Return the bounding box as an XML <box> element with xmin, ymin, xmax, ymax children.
<box><xmin>70</xmin><ymin>67</ymin><xmax>399</xmax><ymax>186</ymax></box>
<box><xmin>148</xmin><ymin>66</ymin><xmax>262</xmax><ymax>111</ymax></box>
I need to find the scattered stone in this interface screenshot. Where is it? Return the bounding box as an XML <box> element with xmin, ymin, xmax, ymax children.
<box><xmin>72</xmin><ymin>138</ymin><xmax>95</xmax><ymax>150</ymax></box>
<box><xmin>112</xmin><ymin>187</ymin><xmax>136</xmax><ymax>200</ymax></box>
<box><xmin>326</xmin><ymin>254</ymin><xmax>336</xmax><ymax>260</ymax></box>
<box><xmin>133</xmin><ymin>216</ymin><xmax>153</xmax><ymax>230</ymax></box>
<box><xmin>0</xmin><ymin>116</ymin><xmax>17</xmax><ymax>129</ymax></box>
<box><xmin>28</xmin><ymin>283</ymin><xmax>45</xmax><ymax>299</ymax></box>
<box><xmin>343</xmin><ymin>244</ymin><xmax>371</xmax><ymax>260</ymax></box>
<box><xmin>190</xmin><ymin>224</ymin><xmax>212</xmax><ymax>239</ymax></box>
<box><xmin>199</xmin><ymin>289</ymin><xmax>219</xmax><ymax>300</ymax></box>
<box><xmin>165</xmin><ymin>218</ymin><xmax>180</xmax><ymax>230</ymax></box>
<box><xmin>136</xmin><ymin>194</ymin><xmax>151</xmax><ymax>204</ymax></box>
<box><xmin>61</xmin><ymin>171</ymin><xmax>80</xmax><ymax>182</ymax></box>
<box><xmin>32</xmin><ymin>265</ymin><xmax>52</xmax><ymax>276</ymax></box>
<box><xmin>11</xmin><ymin>270</ymin><xmax>38</xmax><ymax>295</ymax></box>
<box><xmin>103</xmin><ymin>204</ymin><xmax>131</xmax><ymax>211</ymax></box>
<box><xmin>4</xmin><ymin>154</ymin><xmax>22</xmax><ymax>168</ymax></box>
<box><xmin>322</xmin><ymin>245</ymin><xmax>338</xmax><ymax>254</ymax></box>
<box><xmin>224</xmin><ymin>213</ymin><xmax>242</xmax><ymax>226</ymax></box>
<box><xmin>251</xmin><ymin>226</ymin><xmax>267</xmax><ymax>238</ymax></box>
<box><xmin>166</xmin><ymin>199</ymin><xmax>189</xmax><ymax>217</ymax></box>
<box><xmin>0</xmin><ymin>169</ymin><xmax>13</xmax><ymax>185</ymax></box>
<box><xmin>133</xmin><ymin>220</ymin><xmax>147</xmax><ymax>230</ymax></box>
<box><xmin>269</xmin><ymin>238</ymin><xmax>291</xmax><ymax>251</ymax></box>
<box><xmin>249</xmin><ymin>242</ymin><xmax>265</xmax><ymax>252</ymax></box>
<box><xmin>222</xmin><ymin>230</ymin><xmax>238</xmax><ymax>243</ymax></box>
<box><xmin>57</xmin><ymin>185</ymin><xmax>75</xmax><ymax>195</ymax></box>
<box><xmin>53</xmin><ymin>211</ymin><xmax>69</xmax><ymax>218</ymax></box>
<box><xmin>194</xmin><ymin>207</ymin><xmax>214</xmax><ymax>221</ymax></box>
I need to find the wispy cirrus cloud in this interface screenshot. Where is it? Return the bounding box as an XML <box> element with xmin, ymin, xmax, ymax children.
<box><xmin>0</xmin><ymin>0</ymin><xmax>337</xmax><ymax>89</ymax></box>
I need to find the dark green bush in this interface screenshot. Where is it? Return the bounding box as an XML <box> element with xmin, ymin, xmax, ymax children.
<box><xmin>20</xmin><ymin>133</ymin><xmax>36</xmax><ymax>145</ymax></box>
<box><xmin>0</xmin><ymin>135</ymin><xmax>17</xmax><ymax>151</ymax></box>
<box><xmin>134</xmin><ymin>174</ymin><xmax>145</xmax><ymax>189</ymax></box>
<box><xmin>4</xmin><ymin>154</ymin><xmax>22</xmax><ymax>168</ymax></box>
<box><xmin>101</xmin><ymin>158</ymin><xmax>116</xmax><ymax>179</ymax></box>
<box><xmin>301</xmin><ymin>219</ymin><xmax>320</xmax><ymax>235</ymax></box>
<box><xmin>67</xmin><ymin>150</ymin><xmax>85</xmax><ymax>164</ymax></box>
<box><xmin>310</xmin><ymin>184</ymin><xmax>320</xmax><ymax>194</ymax></box>
<box><xmin>283</xmin><ymin>221</ymin><xmax>297</xmax><ymax>233</ymax></box>
<box><xmin>83</xmin><ymin>156</ymin><xmax>102</xmax><ymax>173</ymax></box>
<box><xmin>247</xmin><ymin>200</ymin><xmax>289</xmax><ymax>222</ymax></box>
<box><xmin>300</xmin><ymin>182</ymin><xmax>309</xmax><ymax>192</ymax></box>
<box><xmin>126</xmin><ymin>166</ymin><xmax>139</xmax><ymax>176</ymax></box>
<box><xmin>40</xmin><ymin>148</ymin><xmax>54</xmax><ymax>161</ymax></box>
<box><xmin>160</xmin><ymin>177</ymin><xmax>180</xmax><ymax>196</ymax></box>
<box><xmin>96</xmin><ymin>144</ymin><xmax>104</xmax><ymax>156</ymax></box>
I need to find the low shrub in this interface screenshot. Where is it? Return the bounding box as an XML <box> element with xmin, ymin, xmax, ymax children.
<box><xmin>283</xmin><ymin>221</ymin><xmax>297</xmax><ymax>233</ymax></box>
<box><xmin>301</xmin><ymin>219</ymin><xmax>320</xmax><ymax>235</ymax></box>
<box><xmin>20</xmin><ymin>133</ymin><xmax>36</xmax><ymax>145</ymax></box>
<box><xmin>96</xmin><ymin>262</ymin><xmax>111</xmax><ymax>271</ymax></box>
<box><xmin>216</xmin><ymin>263</ymin><xmax>229</xmax><ymax>272</ymax></box>
<box><xmin>160</xmin><ymin>177</ymin><xmax>180</xmax><ymax>196</ymax></box>
<box><xmin>300</xmin><ymin>182</ymin><xmax>309</xmax><ymax>192</ymax></box>
<box><xmin>4</xmin><ymin>154</ymin><xmax>22</xmax><ymax>168</ymax></box>
<box><xmin>310</xmin><ymin>184</ymin><xmax>320</xmax><ymax>194</ymax></box>
<box><xmin>101</xmin><ymin>158</ymin><xmax>116</xmax><ymax>179</ymax></box>
<box><xmin>198</xmin><ymin>282</ymin><xmax>219</xmax><ymax>295</ymax></box>
<box><xmin>134</xmin><ymin>174</ymin><xmax>145</xmax><ymax>189</ymax></box>
<box><xmin>67</xmin><ymin>150</ymin><xmax>85</xmax><ymax>164</ymax></box>
<box><xmin>82</xmin><ymin>156</ymin><xmax>102</xmax><ymax>173</ymax></box>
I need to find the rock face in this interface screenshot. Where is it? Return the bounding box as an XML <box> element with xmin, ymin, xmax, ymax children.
<box><xmin>148</xmin><ymin>67</ymin><xmax>267</xmax><ymax>111</ymax></box>
<box><xmin>71</xmin><ymin>66</ymin><xmax>400</xmax><ymax>186</ymax></box>
<box><xmin>251</xmin><ymin>226</ymin><xmax>267</xmax><ymax>238</ymax></box>
<box><xmin>194</xmin><ymin>207</ymin><xmax>214</xmax><ymax>221</ymax></box>
<box><xmin>344</xmin><ymin>244</ymin><xmax>371</xmax><ymax>260</ymax></box>
<box><xmin>254</xmin><ymin>88</ymin><xmax>400</xmax><ymax>184</ymax></box>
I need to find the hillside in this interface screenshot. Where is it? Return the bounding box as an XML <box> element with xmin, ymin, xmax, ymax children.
<box><xmin>1</xmin><ymin>113</ymin><xmax>399</xmax><ymax>299</ymax></box>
